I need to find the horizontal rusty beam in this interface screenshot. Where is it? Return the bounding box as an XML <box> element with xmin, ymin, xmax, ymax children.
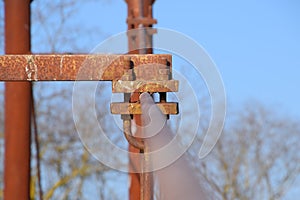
<box><xmin>112</xmin><ymin>80</ymin><xmax>178</xmax><ymax>93</ymax></box>
<box><xmin>110</xmin><ymin>102</ymin><xmax>178</xmax><ymax>115</ymax></box>
<box><xmin>0</xmin><ymin>54</ymin><xmax>172</xmax><ymax>81</ymax></box>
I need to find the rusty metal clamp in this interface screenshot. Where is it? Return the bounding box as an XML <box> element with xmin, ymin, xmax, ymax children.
<box><xmin>110</xmin><ymin>55</ymin><xmax>178</xmax><ymax>150</ymax></box>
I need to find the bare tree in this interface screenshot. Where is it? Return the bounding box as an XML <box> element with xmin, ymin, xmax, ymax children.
<box><xmin>31</xmin><ymin>83</ymin><xmax>123</xmax><ymax>199</ymax></box>
<box><xmin>2</xmin><ymin>1</ymin><xmax>299</xmax><ymax>199</ymax></box>
<box><xmin>196</xmin><ymin>103</ymin><xmax>300</xmax><ymax>200</ymax></box>
<box><xmin>31</xmin><ymin>0</ymin><xmax>109</xmax><ymax>53</ymax></box>
<box><xmin>0</xmin><ymin>1</ymin><xmax>128</xmax><ymax>199</ymax></box>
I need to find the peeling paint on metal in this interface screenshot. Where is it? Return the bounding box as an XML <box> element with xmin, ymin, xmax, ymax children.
<box><xmin>25</xmin><ymin>55</ymin><xmax>38</xmax><ymax>81</ymax></box>
<box><xmin>0</xmin><ymin>54</ymin><xmax>172</xmax><ymax>81</ymax></box>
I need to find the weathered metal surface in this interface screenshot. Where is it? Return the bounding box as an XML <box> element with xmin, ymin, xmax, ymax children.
<box><xmin>134</xmin><ymin>63</ymin><xmax>171</xmax><ymax>81</ymax></box>
<box><xmin>127</xmin><ymin>18</ymin><xmax>157</xmax><ymax>27</ymax></box>
<box><xmin>110</xmin><ymin>102</ymin><xmax>178</xmax><ymax>115</ymax></box>
<box><xmin>0</xmin><ymin>54</ymin><xmax>172</xmax><ymax>81</ymax></box>
<box><xmin>126</xmin><ymin>0</ymin><xmax>157</xmax><ymax>199</ymax></box>
<box><xmin>112</xmin><ymin>80</ymin><xmax>178</xmax><ymax>93</ymax></box>
<box><xmin>4</xmin><ymin>0</ymin><xmax>32</xmax><ymax>200</ymax></box>
<box><xmin>123</xmin><ymin>119</ymin><xmax>145</xmax><ymax>150</ymax></box>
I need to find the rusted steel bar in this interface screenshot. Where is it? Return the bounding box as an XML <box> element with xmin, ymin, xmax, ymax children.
<box><xmin>126</xmin><ymin>0</ymin><xmax>157</xmax><ymax>54</ymax></box>
<box><xmin>126</xmin><ymin>0</ymin><xmax>156</xmax><ymax>200</ymax></box>
<box><xmin>0</xmin><ymin>54</ymin><xmax>171</xmax><ymax>81</ymax></box>
<box><xmin>4</xmin><ymin>0</ymin><xmax>32</xmax><ymax>200</ymax></box>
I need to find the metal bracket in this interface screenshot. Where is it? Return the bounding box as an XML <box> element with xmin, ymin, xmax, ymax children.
<box><xmin>0</xmin><ymin>54</ymin><xmax>179</xmax><ymax>147</ymax></box>
<box><xmin>109</xmin><ymin>56</ymin><xmax>179</xmax><ymax>117</ymax></box>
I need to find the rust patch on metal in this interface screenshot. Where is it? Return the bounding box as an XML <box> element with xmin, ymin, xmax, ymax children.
<box><xmin>0</xmin><ymin>54</ymin><xmax>172</xmax><ymax>81</ymax></box>
<box><xmin>112</xmin><ymin>80</ymin><xmax>178</xmax><ymax>93</ymax></box>
<box><xmin>110</xmin><ymin>102</ymin><xmax>178</xmax><ymax>115</ymax></box>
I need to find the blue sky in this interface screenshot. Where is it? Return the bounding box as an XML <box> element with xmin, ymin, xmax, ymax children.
<box><xmin>158</xmin><ymin>0</ymin><xmax>300</xmax><ymax>117</ymax></box>
<box><xmin>75</xmin><ymin>0</ymin><xmax>300</xmax><ymax>118</ymax></box>
<box><xmin>2</xmin><ymin>0</ymin><xmax>299</xmax><ymax>117</ymax></box>
<box><xmin>75</xmin><ymin>2</ymin><xmax>300</xmax><ymax>197</ymax></box>
<box><xmin>0</xmin><ymin>0</ymin><xmax>299</xmax><ymax>198</ymax></box>
<box><xmin>1</xmin><ymin>0</ymin><xmax>299</xmax><ymax>117</ymax></box>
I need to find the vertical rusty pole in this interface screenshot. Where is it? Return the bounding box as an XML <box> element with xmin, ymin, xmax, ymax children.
<box><xmin>125</xmin><ymin>1</ymin><xmax>156</xmax><ymax>200</ymax></box>
<box><xmin>4</xmin><ymin>0</ymin><xmax>32</xmax><ymax>200</ymax></box>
